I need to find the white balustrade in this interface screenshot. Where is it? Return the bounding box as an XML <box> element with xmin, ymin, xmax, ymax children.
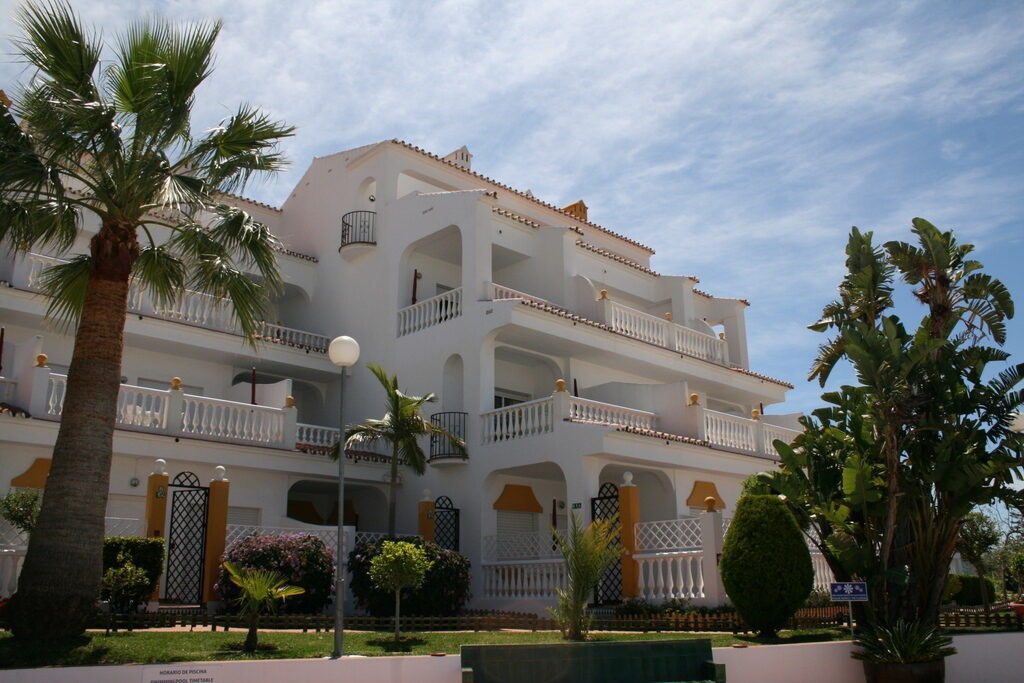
<box><xmin>811</xmin><ymin>552</ymin><xmax>835</xmax><ymax>593</ymax></box>
<box><xmin>296</xmin><ymin>423</ymin><xmax>340</xmax><ymax>449</ymax></box>
<box><xmin>0</xmin><ymin>377</ymin><xmax>17</xmax><ymax>403</ymax></box>
<box><xmin>762</xmin><ymin>423</ymin><xmax>801</xmax><ymax>454</ymax></box>
<box><xmin>181</xmin><ymin>395</ymin><xmax>286</xmax><ymax>446</ymax></box>
<box><xmin>488</xmin><ymin>283</ymin><xmax>551</xmax><ymax>306</ymax></box>
<box><xmin>604</xmin><ymin>300</ymin><xmax>726</xmax><ymax>364</ymax></box>
<box><xmin>635</xmin><ymin>550</ymin><xmax>705</xmax><ymax>601</ymax></box>
<box><xmin>702</xmin><ymin>408</ymin><xmax>758</xmax><ymax>453</ymax></box>
<box><xmin>116</xmin><ymin>384</ymin><xmax>170</xmax><ymax>430</ymax></box>
<box><xmin>481</xmin><ymin>396</ymin><xmax>555</xmax><ymax>444</ymax></box>
<box><xmin>482</xmin><ymin>559</ymin><xmax>567</xmax><ymax>599</ymax></box>
<box><xmin>567</xmin><ymin>396</ymin><xmax>656</xmax><ymax>430</ymax></box>
<box><xmin>46</xmin><ymin>373</ymin><xmax>67</xmax><ymax>416</ymax></box>
<box><xmin>105</xmin><ymin>517</ymin><xmax>144</xmax><ymax>537</ymax></box>
<box><xmin>0</xmin><ymin>546</ymin><xmax>26</xmax><ymax>598</ymax></box>
<box><xmin>256</xmin><ymin>322</ymin><xmax>330</xmax><ymax>352</ymax></box>
<box><xmin>397</xmin><ymin>287</ymin><xmax>462</xmax><ymax>337</ymax></box>
<box><xmin>20</xmin><ymin>252</ymin><xmax>326</xmax><ymax>353</ymax></box>
<box><xmin>635</xmin><ymin>518</ymin><xmax>702</xmax><ymax>552</ymax></box>
<box><xmin>483</xmin><ymin>532</ymin><xmax>562</xmax><ymax>562</ymax></box>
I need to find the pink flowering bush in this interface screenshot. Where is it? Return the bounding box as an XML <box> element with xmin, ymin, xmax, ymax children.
<box><xmin>216</xmin><ymin>533</ymin><xmax>333</xmax><ymax>614</ymax></box>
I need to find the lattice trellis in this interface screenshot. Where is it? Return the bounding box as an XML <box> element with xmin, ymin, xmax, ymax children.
<box><xmin>484</xmin><ymin>531</ymin><xmax>561</xmax><ymax>561</ymax></box>
<box><xmin>164</xmin><ymin>479</ymin><xmax>208</xmax><ymax>604</ymax></box>
<box><xmin>635</xmin><ymin>518</ymin><xmax>703</xmax><ymax>552</ymax></box>
<box><xmin>591</xmin><ymin>482</ymin><xmax>622</xmax><ymax>605</ymax></box>
<box><xmin>434</xmin><ymin>496</ymin><xmax>459</xmax><ymax>551</ymax></box>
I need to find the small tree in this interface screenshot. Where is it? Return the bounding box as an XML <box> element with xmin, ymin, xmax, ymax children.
<box><xmin>957</xmin><ymin>511</ymin><xmax>1001</xmax><ymax>611</ymax></box>
<box><xmin>1010</xmin><ymin>552</ymin><xmax>1024</xmax><ymax>600</ymax></box>
<box><xmin>369</xmin><ymin>541</ymin><xmax>433</xmax><ymax>643</ymax></box>
<box><xmin>720</xmin><ymin>495</ymin><xmax>813</xmax><ymax>637</ymax></box>
<box><xmin>223</xmin><ymin>561</ymin><xmax>304</xmax><ymax>653</ymax></box>
<box><xmin>0</xmin><ymin>488</ymin><xmax>40</xmax><ymax>537</ymax></box>
<box><xmin>549</xmin><ymin>511</ymin><xmax>620</xmax><ymax>641</ymax></box>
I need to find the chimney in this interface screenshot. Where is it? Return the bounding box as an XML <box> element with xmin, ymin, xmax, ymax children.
<box><xmin>561</xmin><ymin>199</ymin><xmax>588</xmax><ymax>222</ymax></box>
<box><xmin>442</xmin><ymin>145</ymin><xmax>473</xmax><ymax>171</ymax></box>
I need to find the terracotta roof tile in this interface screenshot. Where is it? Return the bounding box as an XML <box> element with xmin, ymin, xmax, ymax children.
<box><xmin>729</xmin><ymin>367</ymin><xmax>794</xmax><ymax>388</ymax></box>
<box><xmin>492</xmin><ymin>206</ymin><xmax>540</xmax><ymax>229</ymax></box>
<box><xmin>388</xmin><ymin>139</ymin><xmax>655</xmax><ymax>254</ymax></box>
<box><xmin>575</xmin><ymin>239</ymin><xmax>659</xmax><ymax>276</ymax></box>
<box><xmin>693</xmin><ymin>287</ymin><xmax>750</xmax><ymax>307</ymax></box>
<box><xmin>220</xmin><ymin>191</ymin><xmax>282</xmax><ymax>213</ymax></box>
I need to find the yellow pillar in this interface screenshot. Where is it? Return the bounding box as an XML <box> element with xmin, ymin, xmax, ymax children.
<box><xmin>618</xmin><ymin>472</ymin><xmax>641</xmax><ymax>599</ymax></box>
<box><xmin>202</xmin><ymin>467</ymin><xmax>230</xmax><ymax>604</ymax></box>
<box><xmin>144</xmin><ymin>461</ymin><xmax>170</xmax><ymax>602</ymax></box>
<box><xmin>418</xmin><ymin>491</ymin><xmax>436</xmax><ymax>542</ymax></box>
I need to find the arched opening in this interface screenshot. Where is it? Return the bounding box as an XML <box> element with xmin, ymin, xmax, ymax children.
<box><xmin>286</xmin><ymin>480</ymin><xmax>388</xmax><ymax>531</ymax></box>
<box><xmin>598</xmin><ymin>464</ymin><xmax>676</xmax><ymax>522</ymax></box>
<box><xmin>442</xmin><ymin>354</ymin><xmax>464</xmax><ymax>411</ymax></box>
<box><xmin>397</xmin><ymin>169</ymin><xmax>455</xmax><ymax>199</ymax></box>
<box><xmin>398</xmin><ymin>225</ymin><xmax>462</xmax><ymax>309</ymax></box>
<box><xmin>492</xmin><ymin>346</ymin><xmax>561</xmax><ymax>408</ymax></box>
<box><xmin>481</xmin><ymin>462</ymin><xmax>567</xmax><ymax>560</ymax></box>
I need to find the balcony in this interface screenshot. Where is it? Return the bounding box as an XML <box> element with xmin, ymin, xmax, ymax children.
<box><xmin>10</xmin><ymin>253</ymin><xmax>330</xmax><ymax>354</ymax></box>
<box><xmin>478</xmin><ymin>383</ymin><xmax>797</xmax><ymax>460</ymax></box>
<box><xmin>339</xmin><ymin>211</ymin><xmax>376</xmax><ymax>261</ymax></box>
<box><xmin>486</xmin><ymin>283</ymin><xmax>728</xmax><ymax>366</ymax></box>
<box><xmin>429</xmin><ymin>411</ymin><xmax>468</xmax><ymax>463</ymax></box>
<box><xmin>397</xmin><ymin>287</ymin><xmax>462</xmax><ymax>337</ymax></box>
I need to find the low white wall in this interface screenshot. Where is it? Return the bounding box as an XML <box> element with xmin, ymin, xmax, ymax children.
<box><xmin>3</xmin><ymin>632</ymin><xmax>1021</xmax><ymax>683</ymax></box>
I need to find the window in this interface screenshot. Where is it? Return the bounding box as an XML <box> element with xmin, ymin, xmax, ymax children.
<box><xmin>496</xmin><ymin>510</ymin><xmax>539</xmax><ymax>560</ymax></box>
<box><xmin>493</xmin><ymin>389</ymin><xmax>529</xmax><ymax>410</ymax></box>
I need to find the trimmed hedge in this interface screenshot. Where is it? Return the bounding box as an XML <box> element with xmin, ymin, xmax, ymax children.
<box><xmin>216</xmin><ymin>533</ymin><xmax>334</xmax><ymax>614</ymax></box>
<box><xmin>349</xmin><ymin>536</ymin><xmax>471</xmax><ymax>617</ymax></box>
<box><xmin>102</xmin><ymin>536</ymin><xmax>165</xmax><ymax>595</ymax></box>
<box><xmin>946</xmin><ymin>573</ymin><xmax>997</xmax><ymax>606</ymax></box>
<box><xmin>720</xmin><ymin>495</ymin><xmax>813</xmax><ymax>637</ymax></box>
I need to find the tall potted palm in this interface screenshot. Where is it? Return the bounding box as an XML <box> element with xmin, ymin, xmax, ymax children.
<box><xmin>342</xmin><ymin>364</ymin><xmax>465</xmax><ymax>536</ymax></box>
<box><xmin>1</xmin><ymin>1</ymin><xmax>293</xmax><ymax>638</ymax></box>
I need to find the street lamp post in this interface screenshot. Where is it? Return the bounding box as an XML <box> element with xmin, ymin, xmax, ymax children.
<box><xmin>328</xmin><ymin>335</ymin><xmax>360</xmax><ymax>659</ymax></box>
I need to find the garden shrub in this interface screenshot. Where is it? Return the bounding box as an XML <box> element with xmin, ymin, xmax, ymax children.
<box><xmin>614</xmin><ymin>598</ymin><xmax>662</xmax><ymax>617</ymax></box>
<box><xmin>102</xmin><ymin>556</ymin><xmax>151</xmax><ymax>613</ymax></box>
<box><xmin>216</xmin><ymin>533</ymin><xmax>334</xmax><ymax>614</ymax></box>
<box><xmin>720</xmin><ymin>495</ymin><xmax>813</xmax><ymax>637</ymax></box>
<box><xmin>349</xmin><ymin>536</ymin><xmax>471</xmax><ymax>616</ymax></box>
<box><xmin>0</xmin><ymin>488</ymin><xmax>40</xmax><ymax>536</ymax></box>
<box><xmin>102</xmin><ymin>536</ymin><xmax>164</xmax><ymax>596</ymax></box>
<box><xmin>802</xmin><ymin>588</ymin><xmax>833</xmax><ymax>608</ymax></box>
<box><xmin>945</xmin><ymin>573</ymin><xmax>996</xmax><ymax>606</ymax></box>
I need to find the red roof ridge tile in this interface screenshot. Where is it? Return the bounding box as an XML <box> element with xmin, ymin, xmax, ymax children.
<box><xmin>574</xmin><ymin>239</ymin><xmax>659</xmax><ymax>276</ymax></box>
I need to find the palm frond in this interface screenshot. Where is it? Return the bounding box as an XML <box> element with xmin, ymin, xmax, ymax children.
<box><xmin>188</xmin><ymin>257</ymin><xmax>266</xmax><ymax>341</ymax></box>
<box><xmin>15</xmin><ymin>1</ymin><xmax>100</xmax><ymax>101</ymax></box>
<box><xmin>36</xmin><ymin>254</ymin><xmax>92</xmax><ymax>330</ymax></box>
<box><xmin>132</xmin><ymin>246</ymin><xmax>185</xmax><ymax>311</ymax></box>
<box><xmin>207</xmin><ymin>205</ymin><xmax>283</xmax><ymax>293</ymax></box>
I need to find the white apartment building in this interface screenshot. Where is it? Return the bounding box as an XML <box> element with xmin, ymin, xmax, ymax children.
<box><xmin>0</xmin><ymin>140</ymin><xmax>803</xmax><ymax>610</ymax></box>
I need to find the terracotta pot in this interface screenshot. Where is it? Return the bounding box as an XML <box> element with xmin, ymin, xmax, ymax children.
<box><xmin>862</xmin><ymin>659</ymin><xmax>945</xmax><ymax>683</ymax></box>
<box><xmin>1009</xmin><ymin>603</ymin><xmax>1024</xmax><ymax>617</ymax></box>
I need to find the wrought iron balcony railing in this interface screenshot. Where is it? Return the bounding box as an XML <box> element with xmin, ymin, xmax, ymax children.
<box><xmin>340</xmin><ymin>210</ymin><xmax>376</xmax><ymax>248</ymax></box>
<box><xmin>430</xmin><ymin>411</ymin><xmax>468</xmax><ymax>460</ymax></box>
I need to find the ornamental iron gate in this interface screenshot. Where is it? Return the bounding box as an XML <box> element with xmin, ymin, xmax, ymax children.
<box><xmin>434</xmin><ymin>496</ymin><xmax>460</xmax><ymax>551</ymax></box>
<box><xmin>164</xmin><ymin>472</ymin><xmax>209</xmax><ymax>604</ymax></box>
<box><xmin>591</xmin><ymin>482</ymin><xmax>622</xmax><ymax>605</ymax></box>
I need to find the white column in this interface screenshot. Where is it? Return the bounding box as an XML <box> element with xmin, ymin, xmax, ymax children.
<box><xmin>699</xmin><ymin>506</ymin><xmax>726</xmax><ymax>606</ymax></box>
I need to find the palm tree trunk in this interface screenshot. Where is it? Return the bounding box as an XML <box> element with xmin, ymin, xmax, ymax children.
<box><xmin>10</xmin><ymin>223</ymin><xmax>136</xmax><ymax>639</ymax></box>
<box><xmin>245</xmin><ymin>614</ymin><xmax>259</xmax><ymax>653</ymax></box>
<box><xmin>394</xmin><ymin>588</ymin><xmax>400</xmax><ymax>643</ymax></box>
<box><xmin>387</xmin><ymin>444</ymin><xmax>399</xmax><ymax>537</ymax></box>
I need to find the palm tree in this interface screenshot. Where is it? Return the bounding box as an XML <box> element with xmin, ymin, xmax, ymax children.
<box><xmin>223</xmin><ymin>562</ymin><xmax>304</xmax><ymax>653</ymax></box>
<box><xmin>1</xmin><ymin>2</ymin><xmax>293</xmax><ymax>638</ymax></box>
<box><xmin>548</xmin><ymin>511</ymin><xmax>620</xmax><ymax>640</ymax></box>
<box><xmin>342</xmin><ymin>364</ymin><xmax>466</xmax><ymax>536</ymax></box>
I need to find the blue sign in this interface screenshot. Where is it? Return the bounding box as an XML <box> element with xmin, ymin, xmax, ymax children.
<box><xmin>830</xmin><ymin>582</ymin><xmax>868</xmax><ymax>602</ymax></box>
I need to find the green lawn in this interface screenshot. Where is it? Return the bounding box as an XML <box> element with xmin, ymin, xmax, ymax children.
<box><xmin>0</xmin><ymin>628</ymin><xmax>850</xmax><ymax>668</ymax></box>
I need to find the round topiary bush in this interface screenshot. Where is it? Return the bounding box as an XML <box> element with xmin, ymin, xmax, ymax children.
<box><xmin>349</xmin><ymin>536</ymin><xmax>471</xmax><ymax>616</ymax></box>
<box><xmin>215</xmin><ymin>533</ymin><xmax>334</xmax><ymax>614</ymax></box>
<box><xmin>720</xmin><ymin>494</ymin><xmax>813</xmax><ymax>637</ymax></box>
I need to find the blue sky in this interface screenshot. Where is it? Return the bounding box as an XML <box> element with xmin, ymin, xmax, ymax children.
<box><xmin>2</xmin><ymin>0</ymin><xmax>1022</xmax><ymax>415</ymax></box>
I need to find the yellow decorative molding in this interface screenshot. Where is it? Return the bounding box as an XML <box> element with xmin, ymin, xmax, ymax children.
<box><xmin>751</xmin><ymin>409</ymin><xmax>761</xmax><ymax>420</ymax></box>
<box><xmin>285</xmin><ymin>395</ymin><xmax>296</xmax><ymax>408</ymax></box>
<box><xmin>704</xmin><ymin>496</ymin><xmax>718</xmax><ymax>512</ymax></box>
<box><xmin>718</xmin><ymin>332</ymin><xmax>726</xmax><ymax>341</ymax></box>
<box><xmin>35</xmin><ymin>353</ymin><xmax>48</xmax><ymax>368</ymax></box>
<box><xmin>664</xmin><ymin>312</ymin><xmax>672</xmax><ymax>321</ymax></box>
<box><xmin>11</xmin><ymin>458</ymin><xmax>50</xmax><ymax>488</ymax></box>
<box><xmin>686</xmin><ymin>480</ymin><xmax>725</xmax><ymax>510</ymax></box>
<box><xmin>170</xmin><ymin>377</ymin><xmax>182</xmax><ymax>390</ymax></box>
<box><xmin>688</xmin><ymin>393</ymin><xmax>700</xmax><ymax>406</ymax></box>
<box><xmin>599</xmin><ymin>289</ymin><xmax>608</xmax><ymax>300</ymax></box>
<box><xmin>493</xmin><ymin>484</ymin><xmax>543</xmax><ymax>513</ymax></box>
<box><xmin>555</xmin><ymin>378</ymin><xmax>567</xmax><ymax>393</ymax></box>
